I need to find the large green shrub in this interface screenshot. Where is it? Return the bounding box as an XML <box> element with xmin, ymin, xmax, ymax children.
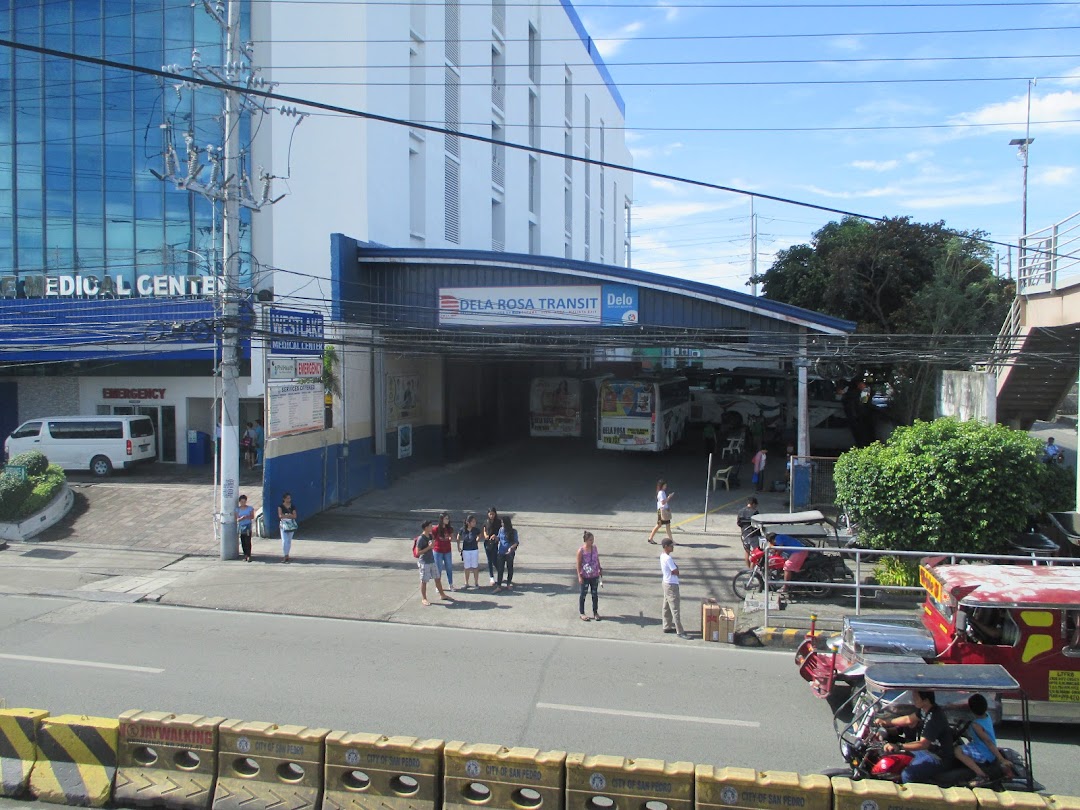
<box><xmin>19</xmin><ymin>464</ymin><xmax>67</xmax><ymax>517</ymax></box>
<box><xmin>0</xmin><ymin>471</ymin><xmax>34</xmax><ymax>521</ymax></box>
<box><xmin>835</xmin><ymin>417</ymin><xmax>1044</xmax><ymax>554</ymax></box>
<box><xmin>8</xmin><ymin>450</ymin><xmax>49</xmax><ymax>477</ymax></box>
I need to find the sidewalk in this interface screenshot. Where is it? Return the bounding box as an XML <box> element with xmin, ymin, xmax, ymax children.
<box><xmin>2</xmin><ymin>444</ymin><xmax>857</xmax><ymax>645</ymax></box>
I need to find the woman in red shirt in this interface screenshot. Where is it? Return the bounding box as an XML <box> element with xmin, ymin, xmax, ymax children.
<box><xmin>432</xmin><ymin>512</ymin><xmax>456</xmax><ymax>591</ymax></box>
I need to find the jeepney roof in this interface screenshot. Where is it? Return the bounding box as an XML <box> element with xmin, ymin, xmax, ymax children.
<box><xmin>865</xmin><ymin>662</ymin><xmax>1020</xmax><ymax>693</ymax></box>
<box><xmin>931</xmin><ymin>564</ymin><xmax>1080</xmax><ymax>608</ymax></box>
<box><xmin>751</xmin><ymin>510</ymin><xmax>828</xmax><ymax>527</ymax></box>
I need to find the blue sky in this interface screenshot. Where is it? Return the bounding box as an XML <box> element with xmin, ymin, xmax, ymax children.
<box><xmin>576</xmin><ymin>0</ymin><xmax>1080</xmax><ymax>291</ymax></box>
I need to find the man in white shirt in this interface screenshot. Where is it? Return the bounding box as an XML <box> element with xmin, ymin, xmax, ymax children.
<box><xmin>660</xmin><ymin>538</ymin><xmax>687</xmax><ymax>637</ymax></box>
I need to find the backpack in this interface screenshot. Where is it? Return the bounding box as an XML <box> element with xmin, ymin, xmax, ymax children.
<box><xmin>412</xmin><ymin>535</ymin><xmax>421</xmax><ymax>558</ymax></box>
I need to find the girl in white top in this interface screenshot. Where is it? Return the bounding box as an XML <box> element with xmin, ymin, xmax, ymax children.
<box><xmin>647</xmin><ymin>479</ymin><xmax>674</xmax><ymax>545</ymax></box>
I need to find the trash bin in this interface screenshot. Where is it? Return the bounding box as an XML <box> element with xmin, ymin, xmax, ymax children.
<box><xmin>1008</xmin><ymin>530</ymin><xmax>1059</xmax><ymax>559</ymax></box>
<box><xmin>187</xmin><ymin>430</ymin><xmax>211</xmax><ymax>466</ymax></box>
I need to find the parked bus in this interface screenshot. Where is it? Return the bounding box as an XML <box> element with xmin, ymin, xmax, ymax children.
<box><xmin>529</xmin><ymin>375</ymin><xmax>610</xmax><ymax>438</ymax></box>
<box><xmin>688</xmin><ymin>367</ymin><xmax>854</xmax><ymax>449</ymax></box>
<box><xmin>597</xmin><ymin>376</ymin><xmax>690</xmax><ymax>452</ymax></box>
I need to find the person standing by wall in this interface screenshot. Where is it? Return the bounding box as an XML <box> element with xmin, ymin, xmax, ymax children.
<box><xmin>433</xmin><ymin>512</ymin><xmax>456</xmax><ymax>591</ymax></box>
<box><xmin>647</xmin><ymin>479</ymin><xmax>674</xmax><ymax>545</ymax></box>
<box><xmin>751</xmin><ymin>447</ymin><xmax>768</xmax><ymax>492</ymax></box>
<box><xmin>495</xmin><ymin>516</ymin><xmax>519</xmax><ymax>590</ymax></box>
<box><xmin>277</xmin><ymin>492</ymin><xmax>298</xmax><ymax>563</ymax></box>
<box><xmin>236</xmin><ymin>494</ymin><xmax>255</xmax><ymax>562</ymax></box>
<box><xmin>482</xmin><ymin>507</ymin><xmax>503</xmax><ymax>586</ymax></box>
<box><xmin>660</xmin><ymin>538</ymin><xmax>686</xmax><ymax>637</ymax></box>
<box><xmin>254</xmin><ymin>420</ymin><xmax>265</xmax><ymax>467</ymax></box>
<box><xmin>458</xmin><ymin>513</ymin><xmax>482</xmax><ymax>589</ymax></box>
<box><xmin>577</xmin><ymin>530</ymin><xmax>603</xmax><ymax>621</ymax></box>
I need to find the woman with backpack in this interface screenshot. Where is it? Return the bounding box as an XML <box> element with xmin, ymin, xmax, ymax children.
<box><xmin>432</xmin><ymin>512</ymin><xmax>456</xmax><ymax>591</ymax></box>
<box><xmin>494</xmin><ymin>516</ymin><xmax>519</xmax><ymax>590</ymax></box>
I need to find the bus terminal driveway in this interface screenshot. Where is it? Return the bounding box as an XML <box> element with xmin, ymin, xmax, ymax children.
<box><xmin>4</xmin><ymin>438</ymin><xmax>791</xmax><ymax>642</ymax></box>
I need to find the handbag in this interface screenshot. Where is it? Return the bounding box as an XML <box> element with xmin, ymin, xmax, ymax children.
<box><xmin>281</xmin><ymin>518</ymin><xmax>298</xmax><ymax>532</ymax></box>
<box><xmin>660</xmin><ymin>508</ymin><xmax>672</xmax><ymax>521</ymax></box>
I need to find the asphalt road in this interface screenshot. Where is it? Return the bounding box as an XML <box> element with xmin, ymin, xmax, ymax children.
<box><xmin>2</xmin><ymin>594</ymin><xmax>1078</xmax><ymax>797</ymax></box>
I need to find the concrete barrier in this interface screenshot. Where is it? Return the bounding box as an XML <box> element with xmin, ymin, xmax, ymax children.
<box><xmin>212</xmin><ymin>721</ymin><xmax>329</xmax><ymax>810</ymax></box>
<box><xmin>833</xmin><ymin>777</ymin><xmax>977</xmax><ymax>810</ymax></box>
<box><xmin>114</xmin><ymin>710</ymin><xmax>225</xmax><ymax>810</ymax></box>
<box><xmin>323</xmin><ymin>732</ymin><xmax>442</xmax><ymax>810</ymax></box>
<box><xmin>444</xmin><ymin>743</ymin><xmax>566</xmax><ymax>810</ymax></box>
<box><xmin>29</xmin><ymin>713</ymin><xmax>119</xmax><ymax>807</ymax></box>
<box><xmin>696</xmin><ymin>766</ymin><xmax>830</xmax><ymax>810</ymax></box>
<box><xmin>0</xmin><ymin>708</ymin><xmax>48</xmax><ymax>797</ymax></box>
<box><xmin>567</xmin><ymin>754</ymin><xmax>694</xmax><ymax>810</ymax></box>
<box><xmin>972</xmin><ymin>790</ymin><xmax>1049</xmax><ymax>810</ymax></box>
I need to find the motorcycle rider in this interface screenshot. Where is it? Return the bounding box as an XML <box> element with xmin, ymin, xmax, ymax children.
<box><xmin>765</xmin><ymin>531</ymin><xmax>809</xmax><ymax>592</ymax></box>
<box><xmin>877</xmin><ymin>690</ymin><xmax>954</xmax><ymax>784</ymax></box>
<box><xmin>736</xmin><ymin>497</ymin><xmax>759</xmax><ymax>567</ymax></box>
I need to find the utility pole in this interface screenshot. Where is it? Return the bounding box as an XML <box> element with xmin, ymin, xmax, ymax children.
<box><xmin>218</xmin><ymin>0</ymin><xmax>242</xmax><ymax>561</ymax></box>
<box><xmin>152</xmin><ymin>0</ymin><xmax>300</xmax><ymax>560</ymax></box>
<box><xmin>750</xmin><ymin>196</ymin><xmax>758</xmax><ymax>297</ymax></box>
<box><xmin>1009</xmin><ymin>78</ymin><xmax>1036</xmax><ymax>284</ymax></box>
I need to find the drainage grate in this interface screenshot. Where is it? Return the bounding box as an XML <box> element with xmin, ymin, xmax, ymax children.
<box><xmin>20</xmin><ymin>548</ymin><xmax>76</xmax><ymax>560</ymax></box>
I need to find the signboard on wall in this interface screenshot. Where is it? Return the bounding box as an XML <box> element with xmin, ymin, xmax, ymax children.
<box><xmin>398</xmin><ymin>424</ymin><xmax>413</xmax><ymax>459</ymax></box>
<box><xmin>386</xmin><ymin>374</ymin><xmax>420</xmax><ymax>427</ymax></box>
<box><xmin>268</xmin><ymin>382</ymin><xmax>324</xmax><ymax>437</ymax></box>
<box><xmin>268</xmin><ymin>308</ymin><xmax>324</xmax><ymax>356</ymax></box>
<box><xmin>437</xmin><ymin>284</ymin><xmax>638</xmax><ymax>327</ymax></box>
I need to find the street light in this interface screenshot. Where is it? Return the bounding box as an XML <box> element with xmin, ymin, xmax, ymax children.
<box><xmin>1010</xmin><ymin>79</ymin><xmax>1036</xmax><ymax>282</ymax></box>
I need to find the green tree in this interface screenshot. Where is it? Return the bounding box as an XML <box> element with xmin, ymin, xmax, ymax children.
<box><xmin>834</xmin><ymin>418</ymin><xmax>1052</xmax><ymax>554</ymax></box>
<box><xmin>751</xmin><ymin>217</ymin><xmax>1013</xmax><ymax>422</ymax></box>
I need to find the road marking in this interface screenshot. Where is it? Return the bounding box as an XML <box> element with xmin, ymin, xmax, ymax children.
<box><xmin>0</xmin><ymin>653</ymin><xmax>163</xmax><ymax>674</ymax></box>
<box><xmin>536</xmin><ymin>702</ymin><xmax>760</xmax><ymax>727</ymax></box>
<box><xmin>675</xmin><ymin>494</ymin><xmax>743</xmax><ymax>529</ymax></box>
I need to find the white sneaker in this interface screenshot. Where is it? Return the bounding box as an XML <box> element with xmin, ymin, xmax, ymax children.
<box><xmin>489</xmin><ymin>577</ymin><xmax>495</xmax><ymax>585</ymax></box>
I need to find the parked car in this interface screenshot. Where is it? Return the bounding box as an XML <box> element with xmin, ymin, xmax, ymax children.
<box><xmin>5</xmin><ymin>415</ymin><xmax>156</xmax><ymax>476</ymax></box>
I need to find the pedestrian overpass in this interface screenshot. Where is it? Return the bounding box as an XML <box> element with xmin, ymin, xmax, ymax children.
<box><xmin>993</xmin><ymin>210</ymin><xmax>1080</xmax><ymax>428</ymax></box>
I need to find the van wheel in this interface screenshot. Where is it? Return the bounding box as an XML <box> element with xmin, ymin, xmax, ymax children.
<box><xmin>90</xmin><ymin>455</ymin><xmax>113</xmax><ymax>477</ymax></box>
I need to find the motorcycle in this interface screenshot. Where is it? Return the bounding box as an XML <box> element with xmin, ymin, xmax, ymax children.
<box><xmin>731</xmin><ymin>526</ymin><xmax>852</xmax><ymax>599</ymax></box>
<box><xmin>826</xmin><ymin>662</ymin><xmax>1042</xmax><ymax>791</ymax></box>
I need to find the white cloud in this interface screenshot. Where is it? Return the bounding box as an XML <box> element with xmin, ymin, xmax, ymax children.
<box><xmin>633</xmin><ymin>200</ymin><xmax>741</xmax><ymax>225</ymax></box>
<box><xmin>905</xmin><ymin>150</ymin><xmax>933</xmax><ymax>163</ymax></box>
<box><xmin>902</xmin><ymin>189</ymin><xmax>1014</xmax><ymax>209</ymax></box>
<box><xmin>801</xmin><ymin>184</ymin><xmax>902</xmax><ymax>200</ymax></box>
<box><xmin>656</xmin><ymin>1</ymin><xmax>679</xmax><ymax>22</ymax></box>
<box><xmin>949</xmin><ymin>88</ymin><xmax>1080</xmax><ymax>134</ymax></box>
<box><xmin>1034</xmin><ymin>166</ymin><xmax>1077</xmax><ymax>186</ymax></box>
<box><xmin>628</xmin><ymin>141</ymin><xmax>683</xmax><ymax>161</ymax></box>
<box><xmin>828</xmin><ymin>36</ymin><xmax>864</xmax><ymax>52</ymax></box>
<box><xmin>850</xmin><ymin>159</ymin><xmax>899</xmax><ymax>172</ymax></box>
<box><xmin>592</xmin><ymin>22</ymin><xmax>644</xmax><ymax>58</ymax></box>
<box><xmin>648</xmin><ymin>178</ymin><xmax>680</xmax><ymax>193</ymax></box>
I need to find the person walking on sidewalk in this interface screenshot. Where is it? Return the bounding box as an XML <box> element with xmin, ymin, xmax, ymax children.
<box><xmin>433</xmin><ymin>512</ymin><xmax>456</xmax><ymax>591</ymax></box>
<box><xmin>236</xmin><ymin>494</ymin><xmax>255</xmax><ymax>562</ymax></box>
<box><xmin>577</xmin><ymin>530</ymin><xmax>603</xmax><ymax>621</ymax></box>
<box><xmin>660</xmin><ymin>538</ymin><xmax>686</xmax><ymax>637</ymax></box>
<box><xmin>482</xmin><ymin>507</ymin><xmax>503</xmax><ymax>586</ymax></box>
<box><xmin>414</xmin><ymin>520</ymin><xmax>450</xmax><ymax>606</ymax></box>
<box><xmin>457</xmin><ymin>513</ymin><xmax>482</xmax><ymax>589</ymax></box>
<box><xmin>751</xmin><ymin>447</ymin><xmax>768</xmax><ymax>492</ymax></box>
<box><xmin>494</xmin><ymin>516</ymin><xmax>519</xmax><ymax>590</ymax></box>
<box><xmin>277</xmin><ymin>492</ymin><xmax>298</xmax><ymax>563</ymax></box>
<box><xmin>647</xmin><ymin>479</ymin><xmax>674</xmax><ymax>545</ymax></box>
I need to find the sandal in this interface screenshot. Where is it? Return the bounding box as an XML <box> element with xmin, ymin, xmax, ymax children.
<box><xmin>593</xmin><ymin>614</ymin><xmax>602</xmax><ymax>621</ymax></box>
<box><xmin>969</xmin><ymin>776</ymin><xmax>992</xmax><ymax>788</ymax></box>
<box><xmin>580</xmin><ymin>615</ymin><xmax>591</xmax><ymax>621</ymax></box>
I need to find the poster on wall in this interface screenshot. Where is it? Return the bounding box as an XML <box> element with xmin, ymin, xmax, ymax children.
<box><xmin>398</xmin><ymin>424</ymin><xmax>413</xmax><ymax>459</ymax></box>
<box><xmin>386</xmin><ymin>374</ymin><xmax>420</xmax><ymax>426</ymax></box>
<box><xmin>268</xmin><ymin>382</ymin><xmax>324</xmax><ymax>437</ymax></box>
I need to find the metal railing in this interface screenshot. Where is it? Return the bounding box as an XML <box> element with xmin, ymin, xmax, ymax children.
<box><xmin>750</xmin><ymin>543</ymin><xmax>1064</xmax><ymax>631</ymax></box>
<box><xmin>1018</xmin><ymin>209</ymin><xmax>1080</xmax><ymax>294</ymax></box>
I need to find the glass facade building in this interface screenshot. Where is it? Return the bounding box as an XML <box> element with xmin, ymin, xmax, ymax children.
<box><xmin>0</xmin><ymin>1</ymin><xmax>250</xmax><ymax>290</ymax></box>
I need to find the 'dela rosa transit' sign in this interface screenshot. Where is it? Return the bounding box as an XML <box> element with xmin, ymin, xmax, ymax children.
<box><xmin>438</xmin><ymin>284</ymin><xmax>638</xmax><ymax>327</ymax></box>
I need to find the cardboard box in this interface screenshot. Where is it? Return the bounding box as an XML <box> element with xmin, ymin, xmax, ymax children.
<box><xmin>702</xmin><ymin>600</ymin><xmax>736</xmax><ymax>643</ymax></box>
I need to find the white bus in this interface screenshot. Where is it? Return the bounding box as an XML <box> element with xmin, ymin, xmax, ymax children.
<box><xmin>688</xmin><ymin>367</ymin><xmax>854</xmax><ymax>449</ymax></box>
<box><xmin>529</xmin><ymin>375</ymin><xmax>610</xmax><ymax>438</ymax></box>
<box><xmin>597</xmin><ymin>377</ymin><xmax>690</xmax><ymax>452</ymax></box>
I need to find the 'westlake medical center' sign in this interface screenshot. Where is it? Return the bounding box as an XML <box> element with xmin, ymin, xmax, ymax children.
<box><xmin>268</xmin><ymin>307</ymin><xmax>324</xmax><ymax>356</ymax></box>
<box><xmin>1</xmin><ymin>274</ymin><xmax>223</xmax><ymax>299</ymax></box>
<box><xmin>438</xmin><ymin>284</ymin><xmax>638</xmax><ymax>327</ymax></box>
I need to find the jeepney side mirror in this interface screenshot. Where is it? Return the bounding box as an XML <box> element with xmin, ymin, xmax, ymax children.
<box><xmin>956</xmin><ymin>612</ymin><xmax>968</xmax><ymax>634</ymax></box>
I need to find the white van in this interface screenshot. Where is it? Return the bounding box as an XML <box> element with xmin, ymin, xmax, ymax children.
<box><xmin>4</xmin><ymin>416</ymin><xmax>157</xmax><ymax>476</ymax></box>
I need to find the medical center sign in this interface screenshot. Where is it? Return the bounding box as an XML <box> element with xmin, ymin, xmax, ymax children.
<box><xmin>438</xmin><ymin>284</ymin><xmax>638</xmax><ymax>327</ymax></box>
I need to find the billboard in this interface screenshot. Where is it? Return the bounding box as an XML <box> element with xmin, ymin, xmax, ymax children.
<box><xmin>438</xmin><ymin>284</ymin><xmax>638</xmax><ymax>327</ymax></box>
<box><xmin>268</xmin><ymin>308</ymin><xmax>324</xmax><ymax>356</ymax></box>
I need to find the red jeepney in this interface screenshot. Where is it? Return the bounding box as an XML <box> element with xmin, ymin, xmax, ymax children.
<box><xmin>796</xmin><ymin>564</ymin><xmax>1080</xmax><ymax>722</ymax></box>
